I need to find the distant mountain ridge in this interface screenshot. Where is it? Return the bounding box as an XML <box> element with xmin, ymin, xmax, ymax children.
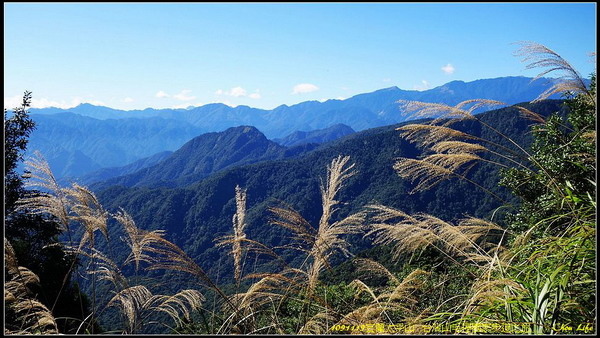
<box><xmin>76</xmin><ymin>151</ymin><xmax>173</xmax><ymax>185</ymax></box>
<box><xmin>29</xmin><ymin>77</ymin><xmax>565</xmax><ymax>136</ymax></box>
<box><xmin>24</xmin><ymin>76</ymin><xmax>575</xmax><ymax>178</ymax></box>
<box><xmin>273</xmin><ymin>124</ymin><xmax>355</xmax><ymax>147</ymax></box>
<box><xmin>25</xmin><ymin>113</ymin><xmax>204</xmax><ymax>178</ymax></box>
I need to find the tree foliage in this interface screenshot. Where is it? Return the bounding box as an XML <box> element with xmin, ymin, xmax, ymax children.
<box><xmin>4</xmin><ymin>92</ymin><xmax>98</xmax><ymax>334</ymax></box>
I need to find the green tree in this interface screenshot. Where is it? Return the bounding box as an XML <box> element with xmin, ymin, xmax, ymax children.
<box><xmin>500</xmin><ymin>73</ymin><xmax>596</xmax><ymax>236</ymax></box>
<box><xmin>4</xmin><ymin>92</ymin><xmax>98</xmax><ymax>333</ymax></box>
<box><xmin>4</xmin><ymin>91</ymin><xmax>35</xmax><ymax>214</ymax></box>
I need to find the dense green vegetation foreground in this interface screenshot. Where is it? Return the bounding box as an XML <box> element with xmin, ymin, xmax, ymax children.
<box><xmin>4</xmin><ymin>42</ymin><xmax>596</xmax><ymax>334</ymax></box>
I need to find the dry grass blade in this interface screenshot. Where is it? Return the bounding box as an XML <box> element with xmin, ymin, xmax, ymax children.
<box><xmin>114</xmin><ymin>208</ymin><xmax>166</xmax><ymax>271</ymax></box>
<box><xmin>431</xmin><ymin>215</ymin><xmax>502</xmax><ymax>262</ymax></box>
<box><xmin>430</xmin><ymin>141</ymin><xmax>487</xmax><ymax>155</ymax></box>
<box><xmin>5</xmin><ymin>239</ymin><xmax>58</xmax><ymax>334</ymax></box>
<box><xmin>150</xmin><ymin>289</ymin><xmax>204</xmax><ymax>325</ymax></box>
<box><xmin>398</xmin><ymin>124</ymin><xmax>478</xmax><ymax>148</ymax></box>
<box><xmin>380</xmin><ymin>269</ymin><xmax>429</xmax><ymax>311</ymax></box>
<box><xmin>514</xmin><ymin>41</ymin><xmax>592</xmax><ymax>102</ymax></box>
<box><xmin>349</xmin><ymin>279</ymin><xmax>379</xmax><ymax>302</ymax></box>
<box><xmin>68</xmin><ymin>183</ymin><xmax>109</xmax><ymax>249</ymax></box>
<box><xmin>394</xmin><ymin>153</ymin><xmax>480</xmax><ymax>192</ymax></box>
<box><xmin>224</xmin><ymin>269</ymin><xmax>305</xmax><ymax>332</ymax></box>
<box><xmin>9</xmin><ymin>299</ymin><xmax>59</xmax><ymax>334</ymax></box>
<box><xmin>335</xmin><ymin>270</ymin><xmax>430</xmax><ymax>330</ymax></box>
<box><xmin>234</xmin><ymin>270</ymin><xmax>305</xmax><ymax>310</ymax></box>
<box><xmin>336</xmin><ymin>304</ymin><xmax>387</xmax><ymax>328</ymax></box>
<box><xmin>298</xmin><ymin>311</ymin><xmax>337</xmax><ymax>334</ymax></box>
<box><xmin>466</xmin><ymin>278</ymin><xmax>525</xmax><ymax>314</ymax></box>
<box><xmin>353</xmin><ymin>258</ymin><xmax>400</xmax><ymax>285</ymax></box>
<box><xmin>399</xmin><ymin>99</ymin><xmax>505</xmax><ymax>121</ymax></box>
<box><xmin>269</xmin><ymin>205</ymin><xmax>316</xmax><ymax>251</ymax></box>
<box><xmin>70</xmin><ymin>246</ymin><xmax>129</xmax><ymax>290</ymax></box>
<box><xmin>142</xmin><ymin>232</ymin><xmax>213</xmax><ymax>287</ymax></box>
<box><xmin>5</xmin><ymin>238</ymin><xmax>19</xmax><ymax>275</ymax></box>
<box><xmin>319</xmin><ymin>155</ymin><xmax>356</xmax><ymax>226</ymax></box>
<box><xmin>366</xmin><ymin>206</ymin><xmax>503</xmax><ymax>270</ymax></box>
<box><xmin>17</xmin><ymin>151</ymin><xmax>71</xmax><ymax>231</ymax></box>
<box><xmin>365</xmin><ymin>205</ymin><xmax>435</xmax><ymax>260</ymax></box>
<box><xmin>581</xmin><ymin>131</ymin><xmax>596</xmax><ymax>142</ymax></box>
<box><xmin>215</xmin><ymin>185</ymin><xmax>248</xmax><ymax>283</ymax></box>
<box><xmin>514</xmin><ymin>105</ymin><xmax>547</xmax><ymax>124</ymax></box>
<box><xmin>306</xmin><ymin>156</ymin><xmax>362</xmax><ymax>293</ymax></box>
<box><xmin>232</xmin><ymin>185</ymin><xmax>247</xmax><ymax>282</ymax></box>
<box><xmin>140</xmin><ymin>231</ymin><xmax>237</xmax><ymax>312</ymax></box>
<box><xmin>107</xmin><ymin>285</ymin><xmax>153</xmax><ymax>333</ymax></box>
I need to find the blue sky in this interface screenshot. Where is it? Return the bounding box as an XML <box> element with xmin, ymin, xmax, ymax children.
<box><xmin>4</xmin><ymin>2</ymin><xmax>597</xmax><ymax>110</ymax></box>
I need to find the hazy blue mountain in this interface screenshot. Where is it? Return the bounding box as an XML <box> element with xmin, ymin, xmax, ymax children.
<box><xmin>25</xmin><ymin>113</ymin><xmax>205</xmax><ymax>178</ymax></box>
<box><xmin>26</xmin><ymin>76</ymin><xmax>573</xmax><ymax>179</ymax></box>
<box><xmin>93</xmin><ymin>126</ymin><xmax>292</xmax><ymax>189</ymax></box>
<box><xmin>273</xmin><ymin>123</ymin><xmax>356</xmax><ymax>147</ymax></box>
<box><xmin>29</xmin><ymin>77</ymin><xmax>566</xmax><ymax>137</ymax></box>
<box><xmin>75</xmin><ymin>150</ymin><xmax>173</xmax><ymax>185</ymax></box>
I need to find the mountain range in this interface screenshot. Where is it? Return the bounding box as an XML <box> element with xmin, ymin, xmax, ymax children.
<box><xmin>90</xmin><ymin>99</ymin><xmax>567</xmax><ymax>283</ymax></box>
<box><xmin>24</xmin><ymin>76</ymin><xmax>566</xmax><ymax>179</ymax></box>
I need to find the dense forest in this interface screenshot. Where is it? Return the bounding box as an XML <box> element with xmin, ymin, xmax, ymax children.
<box><xmin>4</xmin><ymin>42</ymin><xmax>596</xmax><ymax>335</ymax></box>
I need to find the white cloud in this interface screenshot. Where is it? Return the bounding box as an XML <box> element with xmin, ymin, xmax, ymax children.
<box><xmin>248</xmin><ymin>92</ymin><xmax>261</xmax><ymax>99</ymax></box>
<box><xmin>173</xmin><ymin>89</ymin><xmax>196</xmax><ymax>101</ymax></box>
<box><xmin>216</xmin><ymin>87</ymin><xmax>261</xmax><ymax>99</ymax></box>
<box><xmin>3</xmin><ymin>95</ymin><xmax>104</xmax><ymax>109</ymax></box>
<box><xmin>122</xmin><ymin>97</ymin><xmax>134</xmax><ymax>103</ymax></box>
<box><xmin>229</xmin><ymin>86</ymin><xmax>247</xmax><ymax>97</ymax></box>
<box><xmin>156</xmin><ymin>90</ymin><xmax>170</xmax><ymax>98</ymax></box>
<box><xmin>3</xmin><ymin>95</ymin><xmax>23</xmax><ymax>109</ymax></box>
<box><xmin>382</xmin><ymin>78</ymin><xmax>392</xmax><ymax>83</ymax></box>
<box><xmin>441</xmin><ymin>63</ymin><xmax>455</xmax><ymax>75</ymax></box>
<box><xmin>413</xmin><ymin>80</ymin><xmax>431</xmax><ymax>91</ymax></box>
<box><xmin>292</xmin><ymin>83</ymin><xmax>319</xmax><ymax>94</ymax></box>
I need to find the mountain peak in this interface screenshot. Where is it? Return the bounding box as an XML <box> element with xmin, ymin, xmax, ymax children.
<box><xmin>97</xmin><ymin>125</ymin><xmax>288</xmax><ymax>188</ymax></box>
<box><xmin>375</xmin><ymin>86</ymin><xmax>401</xmax><ymax>92</ymax></box>
<box><xmin>223</xmin><ymin>125</ymin><xmax>262</xmax><ymax>135</ymax></box>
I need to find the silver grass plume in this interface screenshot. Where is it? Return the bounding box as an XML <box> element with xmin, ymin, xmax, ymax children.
<box><xmin>514</xmin><ymin>41</ymin><xmax>593</xmax><ymax>103</ymax></box>
<box><xmin>5</xmin><ymin>239</ymin><xmax>58</xmax><ymax>334</ymax></box>
<box><xmin>17</xmin><ymin>151</ymin><xmax>71</xmax><ymax>232</ymax></box>
<box><xmin>365</xmin><ymin>205</ymin><xmax>504</xmax><ymax>267</ymax></box>
<box><xmin>270</xmin><ymin>156</ymin><xmax>364</xmax><ymax>296</ymax></box>
<box><xmin>215</xmin><ymin>185</ymin><xmax>248</xmax><ymax>283</ymax></box>
<box><xmin>107</xmin><ymin>285</ymin><xmax>204</xmax><ymax>334</ymax></box>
